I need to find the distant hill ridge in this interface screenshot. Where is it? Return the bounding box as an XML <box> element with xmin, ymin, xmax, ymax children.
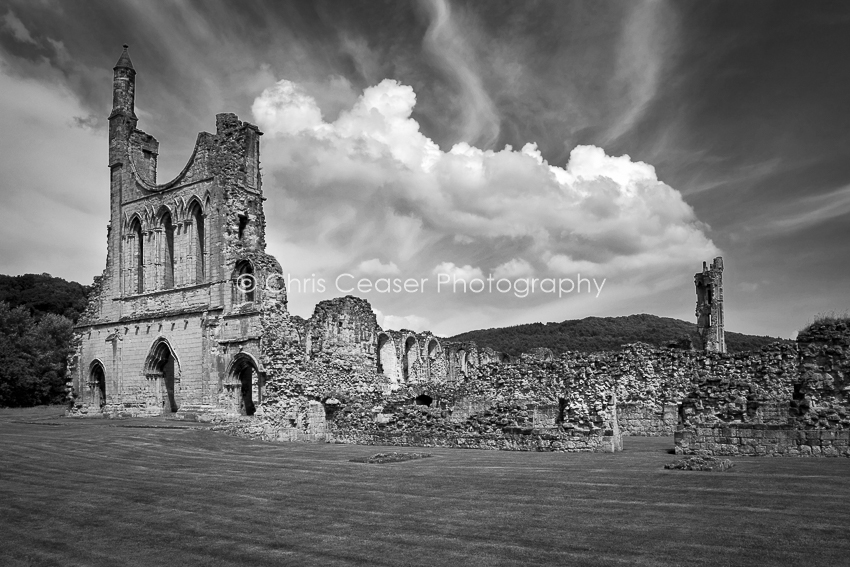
<box><xmin>448</xmin><ymin>314</ymin><xmax>787</xmax><ymax>355</ymax></box>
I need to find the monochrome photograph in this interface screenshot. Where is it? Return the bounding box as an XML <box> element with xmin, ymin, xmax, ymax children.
<box><xmin>0</xmin><ymin>1</ymin><xmax>848</xmax><ymax>565</ymax></box>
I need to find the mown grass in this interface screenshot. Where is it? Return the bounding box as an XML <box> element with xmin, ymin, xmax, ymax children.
<box><xmin>1</xmin><ymin>415</ymin><xmax>848</xmax><ymax>566</ymax></box>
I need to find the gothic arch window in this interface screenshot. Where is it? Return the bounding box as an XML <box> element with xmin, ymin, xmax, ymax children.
<box><xmin>427</xmin><ymin>338</ymin><xmax>439</xmax><ymax>380</ymax></box>
<box><xmin>188</xmin><ymin>200</ymin><xmax>205</xmax><ymax>284</ymax></box>
<box><xmin>232</xmin><ymin>260</ymin><xmax>255</xmax><ymax>304</ymax></box>
<box><xmin>158</xmin><ymin>208</ymin><xmax>175</xmax><ymax>290</ymax></box>
<box><xmin>129</xmin><ymin>217</ymin><xmax>144</xmax><ymax>294</ymax></box>
<box><xmin>402</xmin><ymin>336</ymin><xmax>418</xmax><ymax>383</ymax></box>
<box><xmin>457</xmin><ymin>349</ymin><xmax>468</xmax><ymax>377</ymax></box>
<box><xmin>238</xmin><ymin>214</ymin><xmax>248</xmax><ymax>240</ymax></box>
<box><xmin>427</xmin><ymin>339</ymin><xmax>438</xmax><ymax>359</ymax></box>
<box><xmin>377</xmin><ymin>333</ymin><xmax>398</xmax><ymax>383</ymax></box>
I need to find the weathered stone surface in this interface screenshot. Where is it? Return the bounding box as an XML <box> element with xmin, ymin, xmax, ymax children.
<box><xmin>674</xmin><ymin>321</ymin><xmax>850</xmax><ymax>457</ymax></box>
<box><xmin>695</xmin><ymin>257</ymin><xmax>725</xmax><ymax>353</ymax></box>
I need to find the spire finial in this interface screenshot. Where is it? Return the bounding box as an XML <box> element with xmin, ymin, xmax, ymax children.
<box><xmin>114</xmin><ymin>44</ymin><xmax>134</xmax><ymax>71</ymax></box>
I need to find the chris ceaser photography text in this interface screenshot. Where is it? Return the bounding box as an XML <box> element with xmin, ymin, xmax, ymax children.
<box><xmin>238</xmin><ymin>272</ymin><xmax>607</xmax><ymax>299</ymax></box>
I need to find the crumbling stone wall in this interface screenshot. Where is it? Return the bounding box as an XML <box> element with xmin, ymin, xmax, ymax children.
<box><xmin>675</xmin><ymin>321</ymin><xmax>849</xmax><ymax>457</ymax></box>
<box><xmin>695</xmin><ymin>257</ymin><xmax>726</xmax><ymax>353</ymax></box>
<box><xmin>304</xmin><ymin>296</ymin><xmax>379</xmax><ymax>372</ymax></box>
<box><xmin>617</xmin><ymin>403</ymin><xmax>679</xmax><ymax>436</ymax></box>
<box><xmin>214</xmin><ymin>349</ymin><xmax>623</xmax><ymax>453</ymax></box>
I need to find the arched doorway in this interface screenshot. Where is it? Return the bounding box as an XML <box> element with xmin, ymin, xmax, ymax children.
<box><xmin>228</xmin><ymin>354</ymin><xmax>261</xmax><ymax>416</ymax></box>
<box><xmin>145</xmin><ymin>340</ymin><xmax>179</xmax><ymax>413</ymax></box>
<box><xmin>90</xmin><ymin>361</ymin><xmax>106</xmax><ymax>408</ymax></box>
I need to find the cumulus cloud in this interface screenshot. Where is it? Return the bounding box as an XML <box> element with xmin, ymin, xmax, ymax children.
<box><xmin>432</xmin><ymin>262</ymin><xmax>485</xmax><ymax>282</ymax></box>
<box><xmin>253</xmin><ymin>76</ymin><xmax>718</xmax><ymax>330</ymax></box>
<box><xmin>374</xmin><ymin>310</ymin><xmax>430</xmax><ymax>333</ymax></box>
<box><xmin>493</xmin><ymin>259</ymin><xmax>533</xmax><ymax>280</ymax></box>
<box><xmin>251</xmin><ymin>81</ymin><xmax>324</xmax><ymax>135</ymax></box>
<box><xmin>358</xmin><ymin>258</ymin><xmax>400</xmax><ymax>276</ymax></box>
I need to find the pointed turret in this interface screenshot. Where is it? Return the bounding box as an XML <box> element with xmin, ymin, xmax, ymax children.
<box><xmin>110</xmin><ymin>44</ymin><xmax>136</xmax><ymax>122</ymax></box>
<box><xmin>114</xmin><ymin>44</ymin><xmax>135</xmax><ymax>71</ymax></box>
<box><xmin>109</xmin><ymin>45</ymin><xmax>137</xmax><ymax>168</ymax></box>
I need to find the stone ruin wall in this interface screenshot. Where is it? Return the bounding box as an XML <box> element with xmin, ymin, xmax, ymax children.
<box><xmin>675</xmin><ymin>321</ymin><xmax>850</xmax><ymax>457</ymax></box>
<box><xmin>212</xmin><ymin>296</ymin><xmax>623</xmax><ymax>453</ymax></box>
<box><xmin>213</xmin><ymin>295</ymin><xmax>850</xmax><ymax>457</ymax></box>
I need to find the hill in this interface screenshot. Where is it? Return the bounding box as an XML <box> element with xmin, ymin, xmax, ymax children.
<box><xmin>448</xmin><ymin>314</ymin><xmax>787</xmax><ymax>355</ymax></box>
<box><xmin>0</xmin><ymin>273</ymin><xmax>91</xmax><ymax>323</ymax></box>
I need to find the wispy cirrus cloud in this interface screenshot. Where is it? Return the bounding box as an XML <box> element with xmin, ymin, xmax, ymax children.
<box><xmin>747</xmin><ymin>184</ymin><xmax>850</xmax><ymax>236</ymax></box>
<box><xmin>419</xmin><ymin>0</ymin><xmax>500</xmax><ymax>148</ymax></box>
<box><xmin>603</xmin><ymin>0</ymin><xmax>679</xmax><ymax>145</ymax></box>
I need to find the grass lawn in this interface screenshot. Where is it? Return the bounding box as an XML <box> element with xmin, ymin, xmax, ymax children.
<box><xmin>1</xmin><ymin>407</ymin><xmax>848</xmax><ymax>566</ymax></box>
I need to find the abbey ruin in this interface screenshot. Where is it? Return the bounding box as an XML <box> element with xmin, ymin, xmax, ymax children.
<box><xmin>695</xmin><ymin>257</ymin><xmax>726</xmax><ymax>353</ymax></box>
<box><xmin>69</xmin><ymin>48</ymin><xmax>849</xmax><ymax>457</ymax></box>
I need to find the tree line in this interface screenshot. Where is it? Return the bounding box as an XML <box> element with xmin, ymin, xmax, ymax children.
<box><xmin>449</xmin><ymin>314</ymin><xmax>786</xmax><ymax>356</ymax></box>
<box><xmin>0</xmin><ymin>274</ymin><xmax>90</xmax><ymax>407</ymax></box>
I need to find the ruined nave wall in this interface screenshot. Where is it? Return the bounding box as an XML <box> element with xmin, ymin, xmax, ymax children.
<box><xmin>675</xmin><ymin>321</ymin><xmax>850</xmax><ymax>457</ymax></box>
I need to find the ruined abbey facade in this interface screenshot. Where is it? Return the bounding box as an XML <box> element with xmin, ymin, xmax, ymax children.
<box><xmin>69</xmin><ymin>47</ymin><xmax>491</xmax><ymax>421</ymax></box>
<box><xmin>70</xmin><ymin>46</ymin><xmax>283</xmax><ymax>417</ymax></box>
<box><xmin>70</xmin><ymin>49</ymin><xmax>848</xmax><ymax>456</ymax></box>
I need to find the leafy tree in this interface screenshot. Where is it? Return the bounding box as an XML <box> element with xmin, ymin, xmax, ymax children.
<box><xmin>0</xmin><ymin>303</ymin><xmax>74</xmax><ymax>407</ymax></box>
<box><xmin>0</xmin><ymin>273</ymin><xmax>90</xmax><ymax>322</ymax></box>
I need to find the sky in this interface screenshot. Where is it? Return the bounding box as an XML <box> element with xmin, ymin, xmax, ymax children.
<box><xmin>0</xmin><ymin>0</ymin><xmax>848</xmax><ymax>339</ymax></box>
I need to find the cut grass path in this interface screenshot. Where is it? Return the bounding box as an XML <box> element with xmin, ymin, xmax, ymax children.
<box><xmin>1</xmin><ymin>407</ymin><xmax>848</xmax><ymax>566</ymax></box>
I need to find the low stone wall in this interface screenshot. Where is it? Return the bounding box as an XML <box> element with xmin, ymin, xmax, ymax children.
<box><xmin>215</xmin><ymin>399</ymin><xmax>622</xmax><ymax>453</ymax></box>
<box><xmin>328</xmin><ymin>428</ymin><xmax>622</xmax><ymax>452</ymax></box>
<box><xmin>617</xmin><ymin>403</ymin><xmax>678</xmax><ymax>436</ymax></box>
<box><xmin>674</xmin><ymin>424</ymin><xmax>850</xmax><ymax>457</ymax></box>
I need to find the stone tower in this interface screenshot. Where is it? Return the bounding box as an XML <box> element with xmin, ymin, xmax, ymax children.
<box><xmin>694</xmin><ymin>257</ymin><xmax>725</xmax><ymax>353</ymax></box>
<box><xmin>69</xmin><ymin>46</ymin><xmax>288</xmax><ymax>418</ymax></box>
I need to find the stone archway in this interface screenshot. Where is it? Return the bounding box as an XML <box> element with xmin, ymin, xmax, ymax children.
<box><xmin>426</xmin><ymin>338</ymin><xmax>440</xmax><ymax>381</ymax></box>
<box><xmin>144</xmin><ymin>339</ymin><xmax>179</xmax><ymax>413</ymax></box>
<box><xmin>402</xmin><ymin>336</ymin><xmax>418</xmax><ymax>383</ymax></box>
<box><xmin>377</xmin><ymin>333</ymin><xmax>399</xmax><ymax>384</ymax></box>
<box><xmin>89</xmin><ymin>361</ymin><xmax>106</xmax><ymax>408</ymax></box>
<box><xmin>457</xmin><ymin>348</ymin><xmax>468</xmax><ymax>377</ymax></box>
<box><xmin>227</xmin><ymin>354</ymin><xmax>262</xmax><ymax>416</ymax></box>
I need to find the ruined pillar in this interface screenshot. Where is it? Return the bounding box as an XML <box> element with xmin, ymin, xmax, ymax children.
<box><xmin>694</xmin><ymin>256</ymin><xmax>725</xmax><ymax>353</ymax></box>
